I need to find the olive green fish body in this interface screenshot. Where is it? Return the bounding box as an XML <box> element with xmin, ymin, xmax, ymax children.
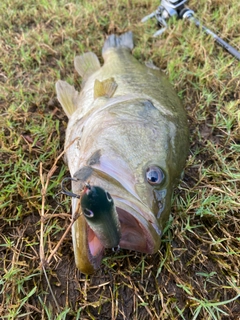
<box><xmin>56</xmin><ymin>32</ymin><xmax>189</xmax><ymax>274</ymax></box>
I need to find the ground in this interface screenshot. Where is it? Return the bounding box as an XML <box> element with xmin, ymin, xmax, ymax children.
<box><xmin>0</xmin><ymin>0</ymin><xmax>240</xmax><ymax>319</ymax></box>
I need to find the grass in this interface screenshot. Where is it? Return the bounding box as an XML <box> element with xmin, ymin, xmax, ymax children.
<box><xmin>1</xmin><ymin>0</ymin><xmax>240</xmax><ymax>319</ymax></box>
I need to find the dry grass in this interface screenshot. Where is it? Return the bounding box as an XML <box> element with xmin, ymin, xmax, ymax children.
<box><xmin>1</xmin><ymin>0</ymin><xmax>240</xmax><ymax>319</ymax></box>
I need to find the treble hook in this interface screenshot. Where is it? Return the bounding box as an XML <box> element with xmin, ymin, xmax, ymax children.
<box><xmin>60</xmin><ymin>177</ymin><xmax>80</xmax><ymax>198</ymax></box>
<box><xmin>54</xmin><ymin>178</ymin><xmax>92</xmax><ymax>207</ymax></box>
<box><xmin>53</xmin><ymin>177</ymin><xmax>80</xmax><ymax>208</ymax></box>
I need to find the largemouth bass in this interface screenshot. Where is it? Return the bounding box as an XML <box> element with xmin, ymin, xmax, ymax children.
<box><xmin>56</xmin><ymin>32</ymin><xmax>189</xmax><ymax>274</ymax></box>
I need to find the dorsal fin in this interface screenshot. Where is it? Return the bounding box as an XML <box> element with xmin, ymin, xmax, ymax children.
<box><xmin>55</xmin><ymin>80</ymin><xmax>79</xmax><ymax>118</ymax></box>
<box><xmin>94</xmin><ymin>78</ymin><xmax>118</xmax><ymax>99</ymax></box>
<box><xmin>74</xmin><ymin>52</ymin><xmax>101</xmax><ymax>80</ymax></box>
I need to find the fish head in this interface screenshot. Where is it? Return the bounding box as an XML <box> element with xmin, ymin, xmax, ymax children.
<box><xmin>67</xmin><ymin>98</ymin><xmax>188</xmax><ymax>273</ymax></box>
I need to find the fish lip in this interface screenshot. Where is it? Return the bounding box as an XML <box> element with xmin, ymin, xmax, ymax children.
<box><xmin>71</xmin><ymin>197</ymin><xmax>104</xmax><ymax>273</ymax></box>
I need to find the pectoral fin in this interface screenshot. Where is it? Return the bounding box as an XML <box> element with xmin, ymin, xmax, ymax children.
<box><xmin>55</xmin><ymin>80</ymin><xmax>79</xmax><ymax>118</ymax></box>
<box><xmin>94</xmin><ymin>78</ymin><xmax>118</xmax><ymax>99</ymax></box>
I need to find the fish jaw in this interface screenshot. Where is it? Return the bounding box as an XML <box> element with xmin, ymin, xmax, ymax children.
<box><xmin>71</xmin><ymin>197</ymin><xmax>104</xmax><ymax>274</ymax></box>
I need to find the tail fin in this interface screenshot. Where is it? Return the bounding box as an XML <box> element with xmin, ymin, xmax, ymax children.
<box><xmin>102</xmin><ymin>31</ymin><xmax>134</xmax><ymax>56</ymax></box>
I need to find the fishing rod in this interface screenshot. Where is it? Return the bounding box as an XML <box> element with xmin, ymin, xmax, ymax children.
<box><xmin>142</xmin><ymin>0</ymin><xmax>240</xmax><ymax>61</ymax></box>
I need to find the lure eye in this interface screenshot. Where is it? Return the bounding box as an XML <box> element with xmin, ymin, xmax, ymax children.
<box><xmin>146</xmin><ymin>166</ymin><xmax>164</xmax><ymax>185</ymax></box>
<box><xmin>106</xmin><ymin>191</ymin><xmax>113</xmax><ymax>202</ymax></box>
<box><xmin>83</xmin><ymin>208</ymin><xmax>94</xmax><ymax>218</ymax></box>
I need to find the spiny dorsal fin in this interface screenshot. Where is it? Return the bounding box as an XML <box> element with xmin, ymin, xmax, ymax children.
<box><xmin>94</xmin><ymin>78</ymin><xmax>118</xmax><ymax>99</ymax></box>
<box><xmin>74</xmin><ymin>52</ymin><xmax>101</xmax><ymax>80</ymax></box>
<box><xmin>55</xmin><ymin>80</ymin><xmax>79</xmax><ymax>118</ymax></box>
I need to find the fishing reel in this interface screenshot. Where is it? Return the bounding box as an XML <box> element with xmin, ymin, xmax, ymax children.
<box><xmin>142</xmin><ymin>0</ymin><xmax>240</xmax><ymax>60</ymax></box>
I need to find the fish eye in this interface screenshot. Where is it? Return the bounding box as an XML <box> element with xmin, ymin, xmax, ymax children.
<box><xmin>106</xmin><ymin>191</ymin><xmax>113</xmax><ymax>202</ymax></box>
<box><xmin>146</xmin><ymin>166</ymin><xmax>164</xmax><ymax>185</ymax></box>
<box><xmin>83</xmin><ymin>208</ymin><xmax>94</xmax><ymax>218</ymax></box>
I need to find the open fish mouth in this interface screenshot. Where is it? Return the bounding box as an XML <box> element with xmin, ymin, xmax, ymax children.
<box><xmin>84</xmin><ymin>202</ymin><xmax>161</xmax><ymax>270</ymax></box>
<box><xmin>118</xmin><ymin>207</ymin><xmax>157</xmax><ymax>252</ymax></box>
